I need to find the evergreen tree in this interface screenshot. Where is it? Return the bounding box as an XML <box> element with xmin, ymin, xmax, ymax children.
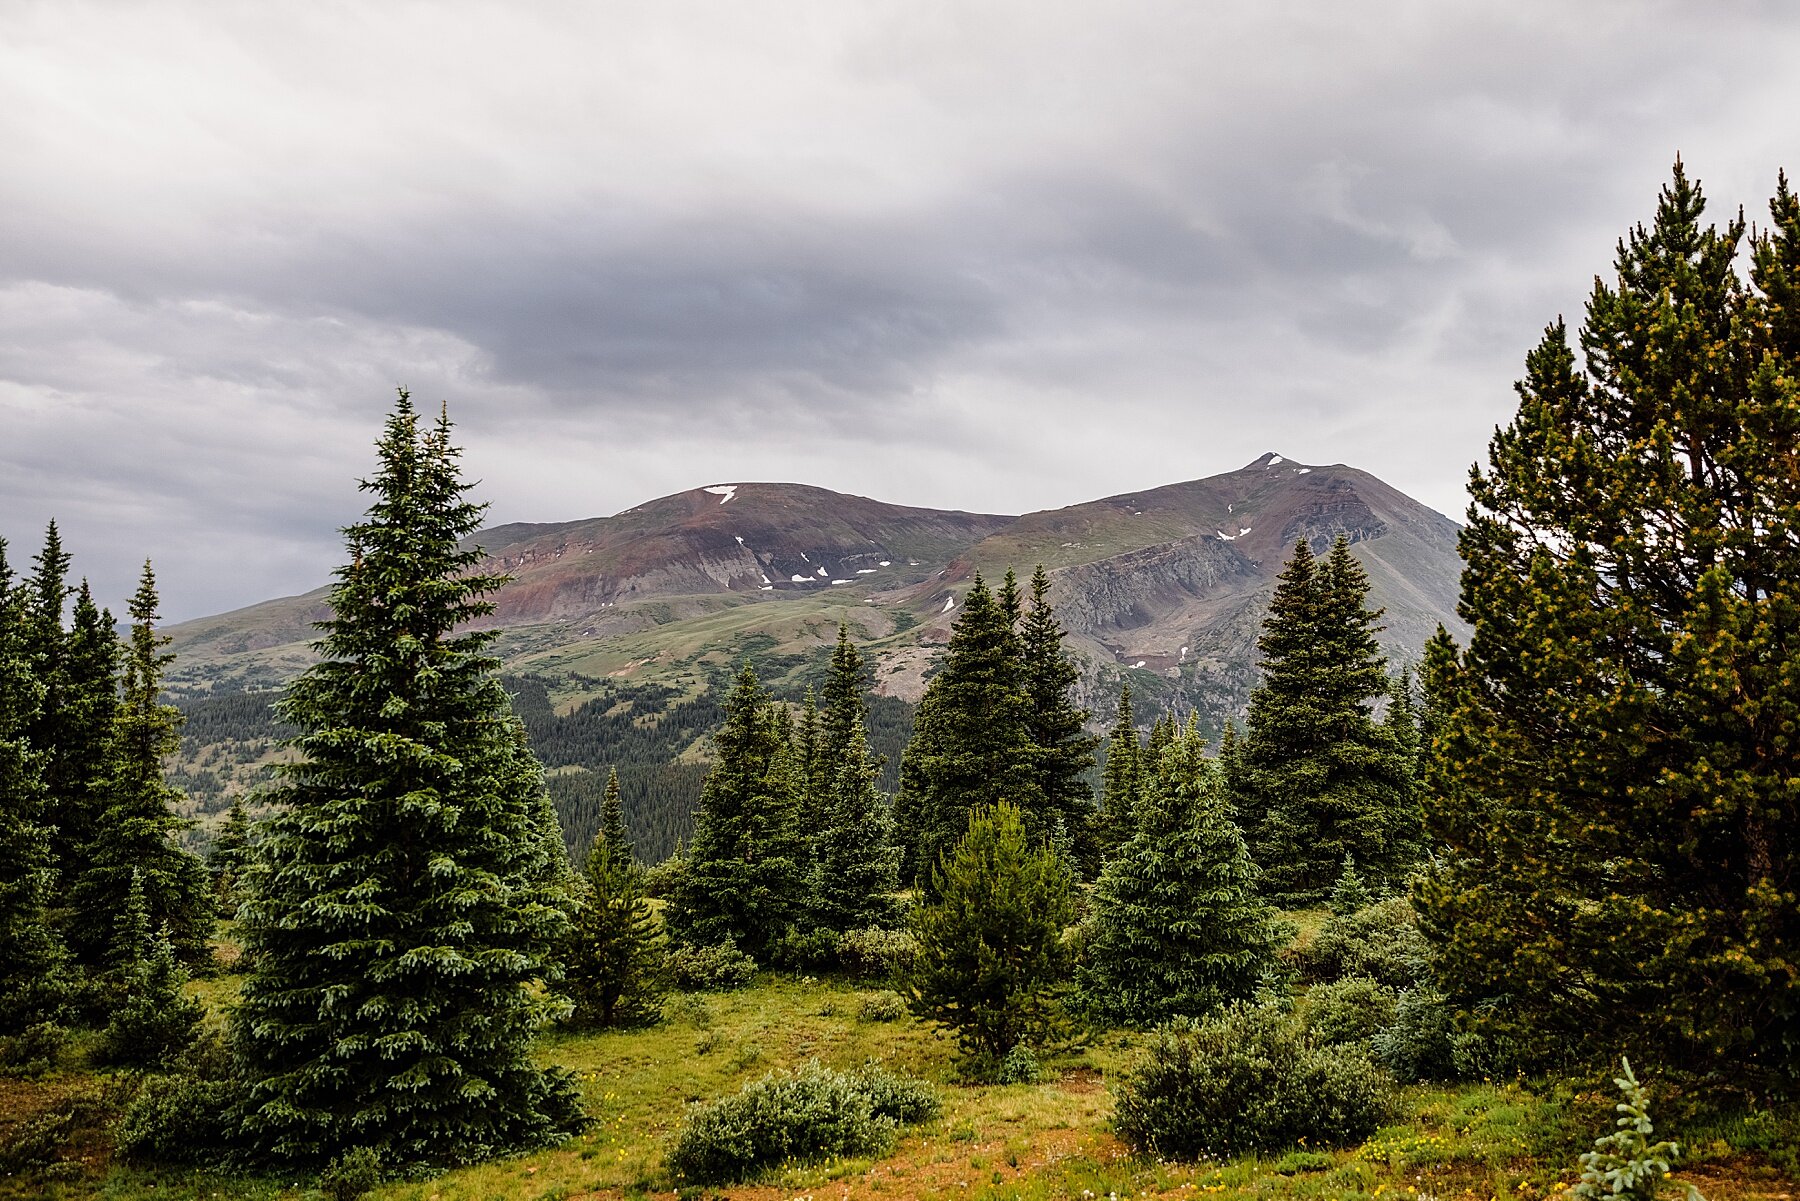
<box><xmin>234</xmin><ymin>394</ymin><xmax>582</xmax><ymax>1168</ymax></box>
<box><xmin>1418</xmin><ymin>164</ymin><xmax>1800</xmax><ymax>1079</ymax></box>
<box><xmin>93</xmin><ymin>869</ymin><xmax>202</xmax><ymax>1069</ymax></box>
<box><xmin>208</xmin><ymin>796</ymin><xmax>253</xmax><ymax>913</ymax></box>
<box><xmin>47</xmin><ymin>581</ymin><xmax>120</xmax><ymax>886</ymax></box>
<box><xmin>810</xmin><ymin>715</ymin><xmax>900</xmax><ymax>933</ymax></box>
<box><xmin>564</xmin><ymin>777</ymin><xmax>664</xmax><ymax>1030</ymax></box>
<box><xmin>893</xmin><ymin>575</ymin><xmax>1039</xmax><ymax>889</ymax></box>
<box><xmin>793</xmin><ymin>688</ymin><xmax>825</xmax><ymax>837</ymax></box>
<box><xmin>1079</xmin><ymin>725</ymin><xmax>1285</xmax><ymax>1027</ymax></box>
<box><xmin>1329</xmin><ymin>854</ymin><xmax>1375</xmax><ymax>916</ymax></box>
<box><xmin>665</xmin><ymin>662</ymin><xmax>805</xmax><ymax>957</ymax></box>
<box><xmin>1019</xmin><ymin>567</ymin><xmax>1098</xmax><ymax>868</ymax></box>
<box><xmin>1096</xmin><ymin>683</ymin><xmax>1143</xmax><ymax>861</ymax></box>
<box><xmin>904</xmin><ymin>802</ymin><xmax>1075</xmax><ymax>1071</ymax></box>
<box><xmin>68</xmin><ymin>562</ymin><xmax>212</xmax><ymax>971</ymax></box>
<box><xmin>819</xmin><ymin>622</ymin><xmax>870</xmax><ymax>769</ymax></box>
<box><xmin>1238</xmin><ymin>536</ymin><xmax>1416</xmax><ymax>902</ymax></box>
<box><xmin>0</xmin><ymin>538</ymin><xmax>69</xmax><ymax>1038</ymax></box>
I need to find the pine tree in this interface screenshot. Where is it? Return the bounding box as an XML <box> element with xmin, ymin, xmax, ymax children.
<box><xmin>1417</xmin><ymin>164</ymin><xmax>1800</xmax><ymax>1079</ymax></box>
<box><xmin>665</xmin><ymin>662</ymin><xmax>806</xmax><ymax>957</ymax></box>
<box><xmin>208</xmin><ymin>796</ymin><xmax>253</xmax><ymax>913</ymax></box>
<box><xmin>68</xmin><ymin>562</ymin><xmax>212</xmax><ymax>971</ymax></box>
<box><xmin>1019</xmin><ymin>567</ymin><xmax>1099</xmax><ymax>868</ymax></box>
<box><xmin>1079</xmin><ymin>725</ymin><xmax>1285</xmax><ymax>1027</ymax></box>
<box><xmin>819</xmin><ymin>622</ymin><xmax>870</xmax><ymax>770</ymax></box>
<box><xmin>810</xmin><ymin>715</ymin><xmax>900</xmax><ymax>933</ymax></box>
<box><xmin>1096</xmin><ymin>684</ymin><xmax>1143</xmax><ymax>861</ymax></box>
<box><xmin>564</xmin><ymin>773</ymin><xmax>664</xmax><ymax>1030</ymax></box>
<box><xmin>1329</xmin><ymin>854</ymin><xmax>1375</xmax><ymax>916</ymax></box>
<box><xmin>1239</xmin><ymin>536</ymin><xmax>1416</xmax><ymax>902</ymax></box>
<box><xmin>793</xmin><ymin>688</ymin><xmax>825</xmax><ymax>837</ymax></box>
<box><xmin>894</xmin><ymin>575</ymin><xmax>1040</xmax><ymax>889</ymax></box>
<box><xmin>47</xmin><ymin>581</ymin><xmax>120</xmax><ymax>886</ymax></box>
<box><xmin>93</xmin><ymin>869</ymin><xmax>202</xmax><ymax>1069</ymax></box>
<box><xmin>904</xmin><ymin>802</ymin><xmax>1075</xmax><ymax>1071</ymax></box>
<box><xmin>234</xmin><ymin>394</ymin><xmax>582</xmax><ymax>1168</ymax></box>
<box><xmin>0</xmin><ymin>538</ymin><xmax>69</xmax><ymax>1039</ymax></box>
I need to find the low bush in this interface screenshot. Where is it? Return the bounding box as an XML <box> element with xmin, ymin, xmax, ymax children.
<box><xmin>995</xmin><ymin>1043</ymin><xmax>1044</xmax><ymax>1085</ymax></box>
<box><xmin>321</xmin><ymin>1145</ymin><xmax>382</xmax><ymax>1201</ymax></box>
<box><xmin>668</xmin><ymin>940</ymin><xmax>758</xmax><ymax>991</ymax></box>
<box><xmin>768</xmin><ymin>926</ymin><xmax>842</xmax><ymax>970</ymax></box>
<box><xmin>0</xmin><ymin>1022</ymin><xmax>65</xmax><ymax>1076</ymax></box>
<box><xmin>856</xmin><ymin>990</ymin><xmax>907</xmax><ymax>1023</ymax></box>
<box><xmin>666</xmin><ymin>1060</ymin><xmax>939</xmax><ymax>1184</ymax></box>
<box><xmin>114</xmin><ymin>1072</ymin><xmax>244</xmax><ymax>1164</ymax></box>
<box><xmin>1113</xmin><ymin>1001</ymin><xmax>1392</xmax><ymax>1159</ymax></box>
<box><xmin>1296</xmin><ymin>898</ymin><xmax>1430</xmax><ymax>988</ymax></box>
<box><xmin>838</xmin><ymin>927</ymin><xmax>918</xmax><ymax>980</ymax></box>
<box><xmin>1374</xmin><ymin>985</ymin><xmax>1459</xmax><ymax>1083</ymax></box>
<box><xmin>1305</xmin><ymin>976</ymin><xmax>1397</xmax><ymax>1049</ymax></box>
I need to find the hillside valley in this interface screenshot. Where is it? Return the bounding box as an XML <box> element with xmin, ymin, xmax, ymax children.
<box><xmin>164</xmin><ymin>454</ymin><xmax>1466</xmax><ymax>860</ymax></box>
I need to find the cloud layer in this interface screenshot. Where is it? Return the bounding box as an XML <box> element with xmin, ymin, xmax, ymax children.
<box><xmin>5</xmin><ymin>1</ymin><xmax>1799</xmax><ymax>618</ymax></box>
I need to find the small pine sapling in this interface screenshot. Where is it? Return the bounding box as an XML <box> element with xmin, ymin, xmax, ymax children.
<box><xmin>1573</xmin><ymin>1058</ymin><xmax>1703</xmax><ymax>1201</ymax></box>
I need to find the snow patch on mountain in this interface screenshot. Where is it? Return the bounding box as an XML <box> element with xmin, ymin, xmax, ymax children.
<box><xmin>703</xmin><ymin>485</ymin><xmax>738</xmax><ymax>504</ymax></box>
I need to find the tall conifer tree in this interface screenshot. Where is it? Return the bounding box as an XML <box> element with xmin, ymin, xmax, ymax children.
<box><xmin>1019</xmin><ymin>567</ymin><xmax>1098</xmax><ymax>866</ymax></box>
<box><xmin>1418</xmin><ymin>165</ymin><xmax>1800</xmax><ymax>1078</ymax></box>
<box><xmin>810</xmin><ymin>714</ymin><xmax>900</xmax><ymax>933</ymax></box>
<box><xmin>1096</xmin><ymin>683</ymin><xmax>1143</xmax><ymax>861</ymax></box>
<box><xmin>234</xmin><ymin>394</ymin><xmax>581</xmax><ymax>1168</ymax></box>
<box><xmin>1079</xmin><ymin>722</ymin><xmax>1284</xmax><ymax>1027</ymax></box>
<box><xmin>564</xmin><ymin>771</ymin><xmax>663</xmax><ymax>1030</ymax></box>
<box><xmin>48</xmin><ymin>581</ymin><xmax>120</xmax><ymax>886</ymax></box>
<box><xmin>665</xmin><ymin>662</ymin><xmax>805</xmax><ymax>956</ymax></box>
<box><xmin>1239</xmin><ymin>536</ymin><xmax>1415</xmax><ymax>901</ymax></box>
<box><xmin>0</xmin><ymin>539</ymin><xmax>68</xmax><ymax>1038</ymax></box>
<box><xmin>69</xmin><ymin>562</ymin><xmax>212</xmax><ymax>971</ymax></box>
<box><xmin>894</xmin><ymin>574</ymin><xmax>1039</xmax><ymax>889</ymax></box>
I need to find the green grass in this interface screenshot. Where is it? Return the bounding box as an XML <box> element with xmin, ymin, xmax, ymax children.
<box><xmin>8</xmin><ymin>961</ymin><xmax>1794</xmax><ymax>1199</ymax></box>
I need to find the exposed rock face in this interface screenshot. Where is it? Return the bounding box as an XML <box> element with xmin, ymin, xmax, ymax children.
<box><xmin>167</xmin><ymin>456</ymin><xmax>1468</xmax><ymax>730</ymax></box>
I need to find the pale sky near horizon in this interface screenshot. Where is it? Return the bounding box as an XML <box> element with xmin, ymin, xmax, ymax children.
<box><xmin>5</xmin><ymin>1</ymin><xmax>1799</xmax><ymax>620</ymax></box>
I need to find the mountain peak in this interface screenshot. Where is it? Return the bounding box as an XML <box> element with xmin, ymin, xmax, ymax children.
<box><xmin>1244</xmin><ymin>451</ymin><xmax>1300</xmax><ymax>470</ymax></box>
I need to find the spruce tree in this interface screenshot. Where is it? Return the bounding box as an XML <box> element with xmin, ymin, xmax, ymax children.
<box><xmin>1417</xmin><ymin>164</ymin><xmax>1800</xmax><ymax>1079</ymax></box>
<box><xmin>810</xmin><ymin>714</ymin><xmax>900</xmax><ymax>933</ymax></box>
<box><xmin>1096</xmin><ymin>683</ymin><xmax>1143</xmax><ymax>861</ymax></box>
<box><xmin>208</xmin><ymin>796</ymin><xmax>253</xmax><ymax>913</ymax></box>
<box><xmin>819</xmin><ymin>622</ymin><xmax>870</xmax><ymax>769</ymax></box>
<box><xmin>69</xmin><ymin>562</ymin><xmax>212</xmax><ymax>971</ymax></box>
<box><xmin>234</xmin><ymin>394</ymin><xmax>582</xmax><ymax>1168</ymax></box>
<box><xmin>1239</xmin><ymin>536</ymin><xmax>1416</xmax><ymax>902</ymax></box>
<box><xmin>1329</xmin><ymin>854</ymin><xmax>1375</xmax><ymax>916</ymax></box>
<box><xmin>893</xmin><ymin>574</ymin><xmax>1040</xmax><ymax>889</ymax></box>
<box><xmin>665</xmin><ymin>662</ymin><xmax>805</xmax><ymax>957</ymax></box>
<box><xmin>93</xmin><ymin>869</ymin><xmax>203</xmax><ymax>1069</ymax></box>
<box><xmin>564</xmin><ymin>774</ymin><xmax>664</xmax><ymax>1030</ymax></box>
<box><xmin>793</xmin><ymin>688</ymin><xmax>825</xmax><ymax>837</ymax></box>
<box><xmin>905</xmin><ymin>802</ymin><xmax>1075</xmax><ymax>1071</ymax></box>
<box><xmin>0</xmin><ymin>538</ymin><xmax>69</xmax><ymax>1039</ymax></box>
<box><xmin>1019</xmin><ymin>567</ymin><xmax>1098</xmax><ymax>868</ymax></box>
<box><xmin>1079</xmin><ymin>722</ymin><xmax>1284</xmax><ymax>1027</ymax></box>
<box><xmin>48</xmin><ymin>581</ymin><xmax>121</xmax><ymax>885</ymax></box>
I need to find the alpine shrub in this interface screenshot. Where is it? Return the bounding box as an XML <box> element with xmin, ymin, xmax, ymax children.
<box><xmin>995</xmin><ymin>1043</ymin><xmax>1044</xmax><ymax>1085</ymax></box>
<box><xmin>668</xmin><ymin>940</ymin><xmax>758</xmax><ymax>992</ymax></box>
<box><xmin>1305</xmin><ymin>976</ymin><xmax>1397</xmax><ymax>1049</ymax></box>
<box><xmin>856</xmin><ymin>991</ymin><xmax>907</xmax><ymax>1023</ymax></box>
<box><xmin>666</xmin><ymin>1061</ymin><xmax>938</xmax><ymax>1184</ymax></box>
<box><xmin>1297</xmin><ymin>897</ymin><xmax>1430</xmax><ymax>987</ymax></box>
<box><xmin>114</xmin><ymin>1072</ymin><xmax>244</xmax><ymax>1165</ymax></box>
<box><xmin>320</xmin><ymin>1146</ymin><xmax>382</xmax><ymax>1201</ymax></box>
<box><xmin>1113</xmin><ymin>1001</ymin><xmax>1391</xmax><ymax>1159</ymax></box>
<box><xmin>838</xmin><ymin>927</ymin><xmax>918</xmax><ymax>980</ymax></box>
<box><xmin>1373</xmin><ymin>985</ymin><xmax>1460</xmax><ymax>1083</ymax></box>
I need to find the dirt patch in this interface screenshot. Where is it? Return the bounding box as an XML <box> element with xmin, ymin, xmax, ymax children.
<box><xmin>1058</xmin><ymin>1067</ymin><xmax>1103</xmax><ymax>1095</ymax></box>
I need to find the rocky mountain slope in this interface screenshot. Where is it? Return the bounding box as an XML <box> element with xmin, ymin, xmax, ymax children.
<box><xmin>163</xmin><ymin>455</ymin><xmax>1467</xmax><ymax>853</ymax></box>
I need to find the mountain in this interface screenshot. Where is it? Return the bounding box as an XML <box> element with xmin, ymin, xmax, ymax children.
<box><xmin>163</xmin><ymin>455</ymin><xmax>1466</xmax><ymax>859</ymax></box>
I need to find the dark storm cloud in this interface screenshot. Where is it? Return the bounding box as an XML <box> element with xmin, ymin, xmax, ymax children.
<box><xmin>3</xmin><ymin>1</ymin><xmax>1798</xmax><ymax>618</ymax></box>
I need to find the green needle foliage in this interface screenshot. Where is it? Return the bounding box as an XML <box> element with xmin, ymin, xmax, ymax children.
<box><xmin>1019</xmin><ymin>567</ymin><xmax>1099</xmax><ymax>869</ymax></box>
<box><xmin>93</xmin><ymin>869</ymin><xmax>203</xmax><ymax>1070</ymax></box>
<box><xmin>665</xmin><ymin>662</ymin><xmax>806</xmax><ymax>958</ymax></box>
<box><xmin>904</xmin><ymin>802</ymin><xmax>1075</xmax><ymax>1073</ymax></box>
<box><xmin>564</xmin><ymin>770</ymin><xmax>664</xmax><ymax>1029</ymax></box>
<box><xmin>1238</xmin><ymin>536</ymin><xmax>1419</xmax><ymax>902</ymax></box>
<box><xmin>0</xmin><ymin>538</ymin><xmax>69</xmax><ymax>1042</ymax></box>
<box><xmin>1573</xmin><ymin>1059</ymin><xmax>1702</xmax><ymax>1201</ymax></box>
<box><xmin>234</xmin><ymin>393</ymin><xmax>582</xmax><ymax>1169</ymax></box>
<box><xmin>68</xmin><ymin>561</ymin><xmax>212</xmax><ymax>972</ymax></box>
<box><xmin>810</xmin><ymin>714</ymin><xmax>901</xmax><ymax>934</ymax></box>
<box><xmin>895</xmin><ymin>574</ymin><xmax>1041</xmax><ymax>889</ymax></box>
<box><xmin>1096</xmin><ymin>683</ymin><xmax>1144</xmax><ymax>862</ymax></box>
<box><xmin>207</xmin><ymin>796</ymin><xmax>253</xmax><ymax>914</ymax></box>
<box><xmin>1418</xmin><ymin>163</ymin><xmax>1800</xmax><ymax>1080</ymax></box>
<box><xmin>1079</xmin><ymin>720</ymin><xmax>1285</xmax><ymax>1027</ymax></box>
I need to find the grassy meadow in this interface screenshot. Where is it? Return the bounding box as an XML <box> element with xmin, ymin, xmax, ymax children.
<box><xmin>6</xmin><ymin>916</ymin><xmax>1797</xmax><ymax>1201</ymax></box>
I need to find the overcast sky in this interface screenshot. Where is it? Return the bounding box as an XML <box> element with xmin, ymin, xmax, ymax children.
<box><xmin>5</xmin><ymin>2</ymin><xmax>1798</xmax><ymax>620</ymax></box>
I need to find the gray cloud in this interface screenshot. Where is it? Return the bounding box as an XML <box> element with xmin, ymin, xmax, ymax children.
<box><xmin>3</xmin><ymin>1</ymin><xmax>1799</xmax><ymax>618</ymax></box>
